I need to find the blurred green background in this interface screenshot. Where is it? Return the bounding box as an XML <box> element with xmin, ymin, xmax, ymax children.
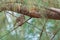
<box><xmin>0</xmin><ymin>0</ymin><xmax>60</xmax><ymax>40</ymax></box>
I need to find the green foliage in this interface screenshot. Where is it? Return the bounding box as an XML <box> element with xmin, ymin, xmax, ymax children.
<box><xmin>0</xmin><ymin>0</ymin><xmax>60</xmax><ymax>40</ymax></box>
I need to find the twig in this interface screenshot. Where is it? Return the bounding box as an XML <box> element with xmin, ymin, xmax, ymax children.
<box><xmin>27</xmin><ymin>22</ymin><xmax>41</xmax><ymax>31</ymax></box>
<box><xmin>8</xmin><ymin>12</ymin><xmax>42</xmax><ymax>32</ymax></box>
<box><xmin>0</xmin><ymin>17</ymin><xmax>31</xmax><ymax>40</ymax></box>
<box><xmin>51</xmin><ymin>28</ymin><xmax>60</xmax><ymax>40</ymax></box>
<box><xmin>39</xmin><ymin>20</ymin><xmax>48</xmax><ymax>40</ymax></box>
<box><xmin>6</xmin><ymin>11</ymin><xmax>17</xmax><ymax>17</ymax></box>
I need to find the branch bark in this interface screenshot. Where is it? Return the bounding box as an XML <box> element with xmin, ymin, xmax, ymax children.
<box><xmin>0</xmin><ymin>3</ymin><xmax>60</xmax><ymax>20</ymax></box>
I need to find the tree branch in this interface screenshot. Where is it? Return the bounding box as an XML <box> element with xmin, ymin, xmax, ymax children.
<box><xmin>0</xmin><ymin>3</ymin><xmax>60</xmax><ymax>20</ymax></box>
